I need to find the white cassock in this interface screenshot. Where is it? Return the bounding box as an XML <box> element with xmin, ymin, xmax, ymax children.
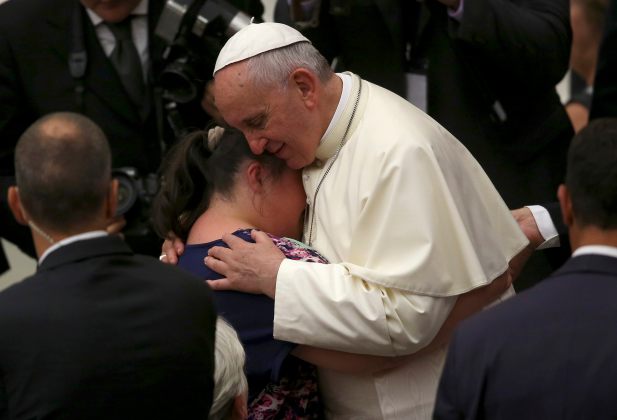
<box><xmin>274</xmin><ymin>73</ymin><xmax>528</xmax><ymax>419</ymax></box>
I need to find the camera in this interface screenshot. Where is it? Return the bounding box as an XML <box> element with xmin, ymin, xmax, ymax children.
<box><xmin>112</xmin><ymin>167</ymin><xmax>160</xmax><ymax>238</ymax></box>
<box><xmin>155</xmin><ymin>0</ymin><xmax>252</xmax><ymax>104</ymax></box>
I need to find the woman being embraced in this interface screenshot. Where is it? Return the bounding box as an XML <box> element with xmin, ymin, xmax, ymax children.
<box><xmin>152</xmin><ymin>126</ymin><xmax>328</xmax><ymax>418</ymax></box>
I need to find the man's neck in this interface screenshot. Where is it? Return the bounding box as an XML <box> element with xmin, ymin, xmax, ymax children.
<box><xmin>570</xmin><ymin>225</ymin><xmax>617</xmax><ymax>252</ymax></box>
<box><xmin>36</xmin><ymin>230</ymin><xmax>109</xmax><ymax>263</ymax></box>
<box><xmin>30</xmin><ymin>221</ymin><xmax>108</xmax><ymax>259</ymax></box>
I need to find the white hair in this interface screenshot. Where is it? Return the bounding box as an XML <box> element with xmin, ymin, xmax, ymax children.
<box><xmin>208</xmin><ymin>318</ymin><xmax>248</xmax><ymax>420</ymax></box>
<box><xmin>245</xmin><ymin>42</ymin><xmax>333</xmax><ymax>90</ymax></box>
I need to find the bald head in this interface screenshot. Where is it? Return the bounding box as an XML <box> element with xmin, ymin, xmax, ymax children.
<box><xmin>15</xmin><ymin>112</ymin><xmax>112</xmax><ymax>233</ymax></box>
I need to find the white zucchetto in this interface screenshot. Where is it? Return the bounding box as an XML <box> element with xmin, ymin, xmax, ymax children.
<box><xmin>213</xmin><ymin>22</ymin><xmax>310</xmax><ymax>75</ymax></box>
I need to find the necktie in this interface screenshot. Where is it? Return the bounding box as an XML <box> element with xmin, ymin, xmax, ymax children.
<box><xmin>107</xmin><ymin>18</ymin><xmax>145</xmax><ymax>107</ymax></box>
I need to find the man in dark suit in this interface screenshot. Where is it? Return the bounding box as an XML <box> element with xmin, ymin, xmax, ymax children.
<box><xmin>434</xmin><ymin>118</ymin><xmax>617</xmax><ymax>419</ymax></box>
<box><xmin>0</xmin><ymin>112</ymin><xmax>217</xmax><ymax>419</ymax></box>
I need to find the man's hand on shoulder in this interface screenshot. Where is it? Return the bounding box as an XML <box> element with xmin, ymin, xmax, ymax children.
<box><xmin>205</xmin><ymin>230</ymin><xmax>284</xmax><ymax>299</ymax></box>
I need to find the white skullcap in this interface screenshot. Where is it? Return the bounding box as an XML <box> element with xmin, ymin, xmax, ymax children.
<box><xmin>213</xmin><ymin>22</ymin><xmax>310</xmax><ymax>75</ymax></box>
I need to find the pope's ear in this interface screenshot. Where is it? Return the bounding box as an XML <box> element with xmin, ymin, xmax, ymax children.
<box><xmin>290</xmin><ymin>68</ymin><xmax>317</xmax><ymax>108</ymax></box>
<box><xmin>7</xmin><ymin>186</ymin><xmax>28</xmax><ymax>226</ymax></box>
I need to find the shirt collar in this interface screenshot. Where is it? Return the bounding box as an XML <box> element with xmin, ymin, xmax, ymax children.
<box><xmin>85</xmin><ymin>0</ymin><xmax>149</xmax><ymax>26</ymax></box>
<box><xmin>320</xmin><ymin>72</ymin><xmax>352</xmax><ymax>143</ymax></box>
<box><xmin>39</xmin><ymin>231</ymin><xmax>109</xmax><ymax>265</ymax></box>
<box><xmin>572</xmin><ymin>245</ymin><xmax>617</xmax><ymax>259</ymax></box>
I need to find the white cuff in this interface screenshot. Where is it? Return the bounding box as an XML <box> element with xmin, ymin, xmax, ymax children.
<box><xmin>526</xmin><ymin>205</ymin><xmax>560</xmax><ymax>249</ymax></box>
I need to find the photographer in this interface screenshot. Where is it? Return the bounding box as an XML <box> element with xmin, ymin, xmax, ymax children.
<box><xmin>0</xmin><ymin>0</ymin><xmax>262</xmax><ymax>263</ymax></box>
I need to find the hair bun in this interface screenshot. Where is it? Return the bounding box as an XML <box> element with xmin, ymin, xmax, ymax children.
<box><xmin>207</xmin><ymin>126</ymin><xmax>225</xmax><ymax>151</ymax></box>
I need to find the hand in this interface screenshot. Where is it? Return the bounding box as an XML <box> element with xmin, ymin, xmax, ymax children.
<box><xmin>509</xmin><ymin>207</ymin><xmax>544</xmax><ymax>281</ymax></box>
<box><xmin>511</xmin><ymin>207</ymin><xmax>544</xmax><ymax>249</ymax></box>
<box><xmin>205</xmin><ymin>230</ymin><xmax>285</xmax><ymax>298</ymax></box>
<box><xmin>159</xmin><ymin>236</ymin><xmax>185</xmax><ymax>265</ymax></box>
<box><xmin>105</xmin><ymin>215</ymin><xmax>126</xmax><ymax>237</ymax></box>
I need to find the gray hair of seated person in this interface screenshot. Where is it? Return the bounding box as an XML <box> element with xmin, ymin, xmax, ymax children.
<box><xmin>14</xmin><ymin>112</ymin><xmax>111</xmax><ymax>233</ymax></box>
<box><xmin>209</xmin><ymin>318</ymin><xmax>248</xmax><ymax>420</ymax></box>
<box><xmin>245</xmin><ymin>41</ymin><xmax>333</xmax><ymax>90</ymax></box>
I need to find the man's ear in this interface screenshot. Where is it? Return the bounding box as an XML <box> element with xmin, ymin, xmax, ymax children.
<box><xmin>245</xmin><ymin>161</ymin><xmax>266</xmax><ymax>194</ymax></box>
<box><xmin>106</xmin><ymin>178</ymin><xmax>119</xmax><ymax>219</ymax></box>
<box><xmin>290</xmin><ymin>68</ymin><xmax>318</xmax><ymax>109</ymax></box>
<box><xmin>7</xmin><ymin>186</ymin><xmax>28</xmax><ymax>226</ymax></box>
<box><xmin>557</xmin><ymin>184</ymin><xmax>573</xmax><ymax>228</ymax></box>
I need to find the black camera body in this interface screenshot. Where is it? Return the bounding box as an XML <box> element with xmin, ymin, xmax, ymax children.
<box><xmin>112</xmin><ymin>167</ymin><xmax>160</xmax><ymax>238</ymax></box>
<box><xmin>155</xmin><ymin>0</ymin><xmax>252</xmax><ymax>104</ymax></box>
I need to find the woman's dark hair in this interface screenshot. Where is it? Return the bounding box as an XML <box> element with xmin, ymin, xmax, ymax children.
<box><xmin>152</xmin><ymin>127</ymin><xmax>286</xmax><ymax>241</ymax></box>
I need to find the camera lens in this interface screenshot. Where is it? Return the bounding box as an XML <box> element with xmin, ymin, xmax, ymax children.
<box><xmin>160</xmin><ymin>58</ymin><xmax>199</xmax><ymax>104</ymax></box>
<box><xmin>113</xmin><ymin>171</ymin><xmax>138</xmax><ymax>216</ymax></box>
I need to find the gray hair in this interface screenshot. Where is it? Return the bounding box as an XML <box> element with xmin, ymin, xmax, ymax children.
<box><xmin>208</xmin><ymin>318</ymin><xmax>248</xmax><ymax>420</ymax></box>
<box><xmin>245</xmin><ymin>41</ymin><xmax>333</xmax><ymax>90</ymax></box>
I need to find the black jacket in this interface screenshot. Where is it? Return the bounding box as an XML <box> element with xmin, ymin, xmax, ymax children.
<box><xmin>0</xmin><ymin>235</ymin><xmax>216</xmax><ymax>420</ymax></box>
<box><xmin>435</xmin><ymin>254</ymin><xmax>617</xmax><ymax>419</ymax></box>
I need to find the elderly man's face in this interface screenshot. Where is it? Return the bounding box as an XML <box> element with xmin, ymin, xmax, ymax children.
<box><xmin>80</xmin><ymin>0</ymin><xmax>142</xmax><ymax>23</ymax></box>
<box><xmin>213</xmin><ymin>62</ymin><xmax>321</xmax><ymax>170</ymax></box>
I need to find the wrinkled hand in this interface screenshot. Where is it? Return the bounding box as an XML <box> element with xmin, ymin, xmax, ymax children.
<box><xmin>509</xmin><ymin>207</ymin><xmax>544</xmax><ymax>281</ymax></box>
<box><xmin>512</xmin><ymin>207</ymin><xmax>544</xmax><ymax>249</ymax></box>
<box><xmin>159</xmin><ymin>236</ymin><xmax>185</xmax><ymax>265</ymax></box>
<box><xmin>205</xmin><ymin>230</ymin><xmax>285</xmax><ymax>298</ymax></box>
<box><xmin>105</xmin><ymin>215</ymin><xmax>126</xmax><ymax>238</ymax></box>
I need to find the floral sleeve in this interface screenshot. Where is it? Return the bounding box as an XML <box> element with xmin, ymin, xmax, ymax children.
<box><xmin>266</xmin><ymin>235</ymin><xmax>329</xmax><ymax>264</ymax></box>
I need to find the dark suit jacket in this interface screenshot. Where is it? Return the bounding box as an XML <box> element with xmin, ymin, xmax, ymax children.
<box><xmin>0</xmin><ymin>235</ymin><xmax>216</xmax><ymax>420</ymax></box>
<box><xmin>434</xmin><ymin>253</ymin><xmax>617</xmax><ymax>419</ymax></box>
<box><xmin>590</xmin><ymin>0</ymin><xmax>617</xmax><ymax>120</ymax></box>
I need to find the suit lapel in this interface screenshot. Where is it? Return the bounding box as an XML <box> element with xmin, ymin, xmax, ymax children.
<box><xmin>415</xmin><ymin>2</ymin><xmax>432</xmax><ymax>45</ymax></box>
<box><xmin>148</xmin><ymin>0</ymin><xmax>167</xmax><ymax>78</ymax></box>
<box><xmin>43</xmin><ymin>0</ymin><xmax>73</xmax><ymax>65</ymax></box>
<box><xmin>81</xmin><ymin>8</ymin><xmax>143</xmax><ymax>125</ymax></box>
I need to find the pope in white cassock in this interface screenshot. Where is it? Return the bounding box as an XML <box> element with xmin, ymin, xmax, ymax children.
<box><xmin>199</xmin><ymin>22</ymin><xmax>529</xmax><ymax>419</ymax></box>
